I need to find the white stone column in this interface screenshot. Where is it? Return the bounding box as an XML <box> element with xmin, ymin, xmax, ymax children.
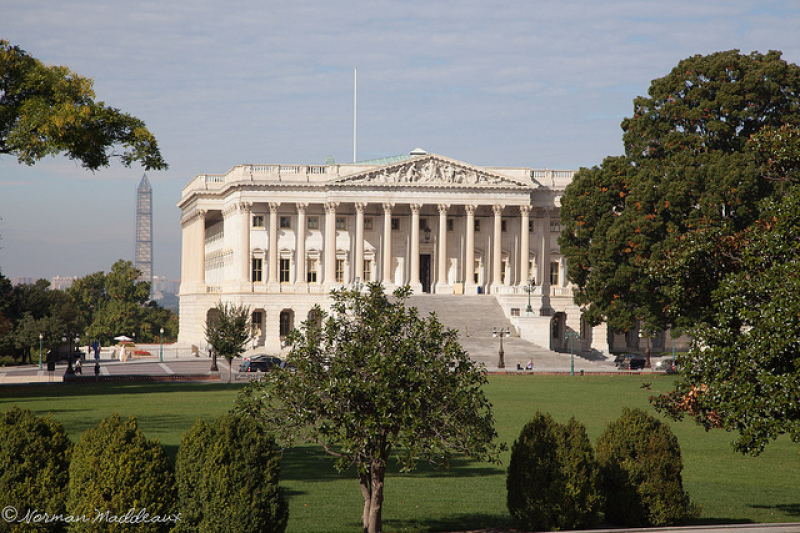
<box><xmin>355</xmin><ymin>202</ymin><xmax>366</xmax><ymax>283</ymax></box>
<box><xmin>537</xmin><ymin>209</ymin><xmax>552</xmax><ymax>315</ymax></box>
<box><xmin>436</xmin><ymin>204</ymin><xmax>449</xmax><ymax>293</ymax></box>
<box><xmin>382</xmin><ymin>203</ymin><xmax>394</xmax><ymax>287</ymax></box>
<box><xmin>410</xmin><ymin>203</ymin><xmax>422</xmax><ymax>293</ymax></box>
<box><xmin>295</xmin><ymin>203</ymin><xmax>307</xmax><ymax>288</ymax></box>
<box><xmin>324</xmin><ymin>201</ymin><xmax>338</xmax><ymax>288</ymax></box>
<box><xmin>240</xmin><ymin>202</ymin><xmax>251</xmax><ymax>286</ymax></box>
<box><xmin>268</xmin><ymin>203</ymin><xmax>279</xmax><ymax>287</ymax></box>
<box><xmin>464</xmin><ymin>205</ymin><xmax>476</xmax><ymax>294</ymax></box>
<box><xmin>519</xmin><ymin>205</ymin><xmax>531</xmax><ymax>285</ymax></box>
<box><xmin>491</xmin><ymin>205</ymin><xmax>504</xmax><ymax>292</ymax></box>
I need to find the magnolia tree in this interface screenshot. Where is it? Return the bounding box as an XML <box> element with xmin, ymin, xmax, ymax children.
<box><xmin>237</xmin><ymin>283</ymin><xmax>501</xmax><ymax>533</ymax></box>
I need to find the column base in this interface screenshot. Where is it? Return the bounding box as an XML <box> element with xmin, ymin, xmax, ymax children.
<box><xmin>434</xmin><ymin>282</ymin><xmax>452</xmax><ymax>295</ymax></box>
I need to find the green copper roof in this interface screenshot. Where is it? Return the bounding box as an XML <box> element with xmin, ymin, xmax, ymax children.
<box><xmin>353</xmin><ymin>154</ymin><xmax>413</xmax><ymax>166</ymax></box>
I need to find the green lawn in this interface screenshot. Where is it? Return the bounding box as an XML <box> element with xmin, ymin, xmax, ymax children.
<box><xmin>2</xmin><ymin>375</ymin><xmax>799</xmax><ymax>532</ymax></box>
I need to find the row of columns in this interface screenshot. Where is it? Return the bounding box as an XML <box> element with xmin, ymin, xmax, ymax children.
<box><xmin>197</xmin><ymin>202</ymin><xmax>553</xmax><ymax>292</ymax></box>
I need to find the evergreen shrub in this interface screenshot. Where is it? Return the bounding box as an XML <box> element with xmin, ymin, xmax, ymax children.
<box><xmin>506</xmin><ymin>411</ymin><xmax>602</xmax><ymax>531</ymax></box>
<box><xmin>0</xmin><ymin>407</ymin><xmax>72</xmax><ymax>532</ymax></box>
<box><xmin>596</xmin><ymin>407</ymin><xmax>698</xmax><ymax>527</ymax></box>
<box><xmin>66</xmin><ymin>413</ymin><xmax>176</xmax><ymax>532</ymax></box>
<box><xmin>174</xmin><ymin>412</ymin><xmax>288</xmax><ymax>533</ymax></box>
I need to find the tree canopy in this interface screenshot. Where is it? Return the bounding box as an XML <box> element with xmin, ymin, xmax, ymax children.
<box><xmin>237</xmin><ymin>283</ymin><xmax>501</xmax><ymax>533</ymax></box>
<box><xmin>560</xmin><ymin>50</ymin><xmax>800</xmax><ymax>332</ymax></box>
<box><xmin>0</xmin><ymin>40</ymin><xmax>167</xmax><ymax>171</ymax></box>
<box><xmin>204</xmin><ymin>302</ymin><xmax>251</xmax><ymax>382</ymax></box>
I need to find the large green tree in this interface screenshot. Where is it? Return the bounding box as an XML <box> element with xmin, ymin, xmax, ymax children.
<box><xmin>204</xmin><ymin>302</ymin><xmax>251</xmax><ymax>382</ymax></box>
<box><xmin>237</xmin><ymin>284</ymin><xmax>501</xmax><ymax>533</ymax></box>
<box><xmin>0</xmin><ymin>40</ymin><xmax>167</xmax><ymax>171</ymax></box>
<box><xmin>560</xmin><ymin>50</ymin><xmax>800</xmax><ymax>333</ymax></box>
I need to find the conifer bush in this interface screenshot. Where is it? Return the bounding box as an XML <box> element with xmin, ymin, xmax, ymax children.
<box><xmin>506</xmin><ymin>412</ymin><xmax>602</xmax><ymax>531</ymax></box>
<box><xmin>0</xmin><ymin>407</ymin><xmax>72</xmax><ymax>532</ymax></box>
<box><xmin>66</xmin><ymin>414</ymin><xmax>176</xmax><ymax>532</ymax></box>
<box><xmin>174</xmin><ymin>412</ymin><xmax>288</xmax><ymax>533</ymax></box>
<box><xmin>596</xmin><ymin>407</ymin><xmax>698</xmax><ymax>527</ymax></box>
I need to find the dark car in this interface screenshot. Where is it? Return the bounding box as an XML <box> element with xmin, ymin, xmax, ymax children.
<box><xmin>239</xmin><ymin>355</ymin><xmax>283</xmax><ymax>373</ymax></box>
<box><xmin>628</xmin><ymin>356</ymin><xmax>646</xmax><ymax>370</ymax></box>
<box><xmin>614</xmin><ymin>354</ymin><xmax>635</xmax><ymax>368</ymax></box>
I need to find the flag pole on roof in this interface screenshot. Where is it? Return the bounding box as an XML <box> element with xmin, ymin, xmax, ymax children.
<box><xmin>354</xmin><ymin>66</ymin><xmax>357</xmax><ymax>163</ymax></box>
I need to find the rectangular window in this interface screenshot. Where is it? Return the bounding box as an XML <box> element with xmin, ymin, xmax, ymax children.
<box><xmin>252</xmin><ymin>258</ymin><xmax>263</xmax><ymax>282</ymax></box>
<box><xmin>501</xmin><ymin>259</ymin><xmax>508</xmax><ymax>284</ymax></box>
<box><xmin>447</xmin><ymin>218</ymin><xmax>454</xmax><ymax>232</ymax></box>
<box><xmin>420</xmin><ymin>218</ymin><xmax>429</xmax><ymax>230</ymax></box>
<box><xmin>307</xmin><ymin>259</ymin><xmax>318</xmax><ymax>283</ymax></box>
<box><xmin>280</xmin><ymin>216</ymin><xmax>291</xmax><ymax>229</ymax></box>
<box><xmin>364</xmin><ymin>217</ymin><xmax>373</xmax><ymax>231</ymax></box>
<box><xmin>391</xmin><ymin>217</ymin><xmax>400</xmax><ymax>231</ymax></box>
<box><xmin>529</xmin><ymin>219</ymin><xmax>533</xmax><ymax>232</ymax></box>
<box><xmin>474</xmin><ymin>219</ymin><xmax>481</xmax><ymax>232</ymax></box>
<box><xmin>307</xmin><ymin>216</ymin><xmax>319</xmax><ymax>230</ymax></box>
<box><xmin>336</xmin><ymin>216</ymin><xmax>346</xmax><ymax>230</ymax></box>
<box><xmin>363</xmin><ymin>259</ymin><xmax>372</xmax><ymax>282</ymax></box>
<box><xmin>550</xmin><ymin>261</ymin><xmax>560</xmax><ymax>286</ymax></box>
<box><xmin>335</xmin><ymin>259</ymin><xmax>345</xmax><ymax>283</ymax></box>
<box><xmin>550</xmin><ymin>220</ymin><xmax>561</xmax><ymax>232</ymax></box>
<box><xmin>280</xmin><ymin>259</ymin><xmax>291</xmax><ymax>283</ymax></box>
<box><xmin>501</xmin><ymin>220</ymin><xmax>508</xmax><ymax>233</ymax></box>
<box><xmin>252</xmin><ymin>215</ymin><xmax>264</xmax><ymax>228</ymax></box>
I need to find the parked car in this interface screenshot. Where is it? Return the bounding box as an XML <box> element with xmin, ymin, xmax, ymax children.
<box><xmin>614</xmin><ymin>354</ymin><xmax>636</xmax><ymax>368</ymax></box>
<box><xmin>239</xmin><ymin>355</ymin><xmax>283</xmax><ymax>373</ymax></box>
<box><xmin>655</xmin><ymin>357</ymin><xmax>677</xmax><ymax>373</ymax></box>
<box><xmin>628</xmin><ymin>356</ymin><xmax>646</xmax><ymax>370</ymax></box>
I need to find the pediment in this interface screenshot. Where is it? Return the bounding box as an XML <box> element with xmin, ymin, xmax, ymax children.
<box><xmin>331</xmin><ymin>154</ymin><xmax>531</xmax><ymax>189</ymax></box>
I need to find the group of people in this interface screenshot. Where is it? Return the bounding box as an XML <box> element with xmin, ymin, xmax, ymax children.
<box><xmin>516</xmin><ymin>359</ymin><xmax>534</xmax><ymax>371</ymax></box>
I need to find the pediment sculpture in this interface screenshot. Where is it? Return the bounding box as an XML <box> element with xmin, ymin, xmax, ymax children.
<box><xmin>337</xmin><ymin>157</ymin><xmax>526</xmax><ymax>187</ymax></box>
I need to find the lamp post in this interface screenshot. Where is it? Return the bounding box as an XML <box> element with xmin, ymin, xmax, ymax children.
<box><xmin>523</xmin><ymin>277</ymin><xmax>535</xmax><ymax>314</ymax></box>
<box><xmin>159</xmin><ymin>327</ymin><xmax>164</xmax><ymax>362</ymax></box>
<box><xmin>493</xmin><ymin>327</ymin><xmax>509</xmax><ymax>369</ymax></box>
<box><xmin>38</xmin><ymin>333</ymin><xmax>43</xmax><ymax>370</ymax></box>
<box><xmin>565</xmin><ymin>331</ymin><xmax>580</xmax><ymax>376</ymax></box>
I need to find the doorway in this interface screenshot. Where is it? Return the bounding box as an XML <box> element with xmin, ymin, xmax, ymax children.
<box><xmin>420</xmin><ymin>254</ymin><xmax>432</xmax><ymax>293</ymax></box>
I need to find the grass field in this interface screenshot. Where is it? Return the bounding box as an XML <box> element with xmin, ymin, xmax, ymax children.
<box><xmin>2</xmin><ymin>375</ymin><xmax>799</xmax><ymax>532</ymax></box>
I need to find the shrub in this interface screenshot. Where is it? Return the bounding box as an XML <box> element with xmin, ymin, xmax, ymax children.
<box><xmin>0</xmin><ymin>407</ymin><xmax>72</xmax><ymax>532</ymax></box>
<box><xmin>507</xmin><ymin>412</ymin><xmax>602</xmax><ymax>531</ymax></box>
<box><xmin>596</xmin><ymin>407</ymin><xmax>698</xmax><ymax>527</ymax></box>
<box><xmin>66</xmin><ymin>414</ymin><xmax>176</xmax><ymax>532</ymax></box>
<box><xmin>174</xmin><ymin>412</ymin><xmax>288</xmax><ymax>533</ymax></box>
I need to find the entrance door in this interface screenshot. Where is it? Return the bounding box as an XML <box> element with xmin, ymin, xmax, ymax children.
<box><xmin>420</xmin><ymin>254</ymin><xmax>432</xmax><ymax>293</ymax></box>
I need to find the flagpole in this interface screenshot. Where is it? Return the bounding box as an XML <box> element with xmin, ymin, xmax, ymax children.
<box><xmin>353</xmin><ymin>66</ymin><xmax>357</xmax><ymax>163</ymax></box>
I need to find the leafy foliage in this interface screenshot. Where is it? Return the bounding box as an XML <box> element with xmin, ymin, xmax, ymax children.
<box><xmin>238</xmin><ymin>283</ymin><xmax>501</xmax><ymax>533</ymax></box>
<box><xmin>596</xmin><ymin>408</ymin><xmax>697</xmax><ymax>527</ymax></box>
<box><xmin>560</xmin><ymin>50</ymin><xmax>800</xmax><ymax>331</ymax></box>
<box><xmin>654</xmin><ymin>185</ymin><xmax>800</xmax><ymax>454</ymax></box>
<box><xmin>174</xmin><ymin>413</ymin><xmax>288</xmax><ymax>533</ymax></box>
<box><xmin>0</xmin><ymin>407</ymin><xmax>72</xmax><ymax>532</ymax></box>
<box><xmin>0</xmin><ymin>40</ymin><xmax>167</xmax><ymax>170</ymax></box>
<box><xmin>506</xmin><ymin>412</ymin><xmax>602</xmax><ymax>531</ymax></box>
<box><xmin>204</xmin><ymin>302</ymin><xmax>251</xmax><ymax>381</ymax></box>
<box><xmin>66</xmin><ymin>414</ymin><xmax>176</xmax><ymax>532</ymax></box>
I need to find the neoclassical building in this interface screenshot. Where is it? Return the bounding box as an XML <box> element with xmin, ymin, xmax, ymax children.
<box><xmin>178</xmin><ymin>149</ymin><xmax>615</xmax><ymax>354</ymax></box>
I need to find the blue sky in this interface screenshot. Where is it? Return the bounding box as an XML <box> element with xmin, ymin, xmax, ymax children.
<box><xmin>2</xmin><ymin>0</ymin><xmax>799</xmax><ymax>281</ymax></box>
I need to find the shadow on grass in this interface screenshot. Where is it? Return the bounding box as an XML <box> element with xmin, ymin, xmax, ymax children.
<box><xmin>0</xmin><ymin>381</ymin><xmax>245</xmax><ymax>401</ymax></box>
<box><xmin>751</xmin><ymin>503</ymin><xmax>800</xmax><ymax>518</ymax></box>
<box><xmin>384</xmin><ymin>512</ymin><xmax>514</xmax><ymax>533</ymax></box>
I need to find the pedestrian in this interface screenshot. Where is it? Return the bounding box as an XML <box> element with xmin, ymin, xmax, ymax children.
<box><xmin>74</xmin><ymin>358</ymin><xmax>82</xmax><ymax>374</ymax></box>
<box><xmin>516</xmin><ymin>361</ymin><xmax>522</xmax><ymax>371</ymax></box>
<box><xmin>525</xmin><ymin>359</ymin><xmax>534</xmax><ymax>371</ymax></box>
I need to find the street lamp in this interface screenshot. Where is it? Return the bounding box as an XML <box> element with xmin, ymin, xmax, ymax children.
<box><xmin>493</xmin><ymin>327</ymin><xmax>510</xmax><ymax>369</ymax></box>
<box><xmin>38</xmin><ymin>333</ymin><xmax>43</xmax><ymax>370</ymax></box>
<box><xmin>159</xmin><ymin>327</ymin><xmax>164</xmax><ymax>362</ymax></box>
<box><xmin>565</xmin><ymin>331</ymin><xmax>580</xmax><ymax>376</ymax></box>
<box><xmin>523</xmin><ymin>277</ymin><xmax>535</xmax><ymax>314</ymax></box>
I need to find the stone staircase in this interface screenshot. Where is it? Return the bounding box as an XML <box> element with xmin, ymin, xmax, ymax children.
<box><xmin>405</xmin><ymin>295</ymin><xmax>600</xmax><ymax>371</ymax></box>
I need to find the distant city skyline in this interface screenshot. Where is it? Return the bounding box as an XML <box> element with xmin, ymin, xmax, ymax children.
<box><xmin>1</xmin><ymin>1</ymin><xmax>799</xmax><ymax>281</ymax></box>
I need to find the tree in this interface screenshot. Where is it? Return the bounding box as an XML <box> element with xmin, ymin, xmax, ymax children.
<box><xmin>506</xmin><ymin>412</ymin><xmax>602</xmax><ymax>531</ymax></box>
<box><xmin>560</xmin><ymin>50</ymin><xmax>800</xmax><ymax>333</ymax></box>
<box><xmin>654</xmin><ymin>184</ymin><xmax>800</xmax><ymax>454</ymax></box>
<box><xmin>67</xmin><ymin>414</ymin><xmax>176</xmax><ymax>532</ymax></box>
<box><xmin>237</xmin><ymin>283</ymin><xmax>501</xmax><ymax>533</ymax></box>
<box><xmin>205</xmin><ymin>302</ymin><xmax>251</xmax><ymax>381</ymax></box>
<box><xmin>0</xmin><ymin>40</ymin><xmax>167</xmax><ymax>171</ymax></box>
<box><xmin>0</xmin><ymin>407</ymin><xmax>72</xmax><ymax>532</ymax></box>
<box><xmin>174</xmin><ymin>413</ymin><xmax>288</xmax><ymax>533</ymax></box>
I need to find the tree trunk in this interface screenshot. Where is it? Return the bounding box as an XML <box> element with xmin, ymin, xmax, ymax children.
<box><xmin>360</xmin><ymin>459</ymin><xmax>387</xmax><ymax>533</ymax></box>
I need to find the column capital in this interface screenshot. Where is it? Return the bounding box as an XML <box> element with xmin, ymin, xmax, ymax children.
<box><xmin>519</xmin><ymin>205</ymin><xmax>532</xmax><ymax>216</ymax></box>
<box><xmin>464</xmin><ymin>204</ymin><xmax>477</xmax><ymax>215</ymax></box>
<box><xmin>324</xmin><ymin>201</ymin><xmax>339</xmax><ymax>214</ymax></box>
<box><xmin>382</xmin><ymin>202</ymin><xmax>394</xmax><ymax>213</ymax></box>
<box><xmin>295</xmin><ymin>202</ymin><xmax>308</xmax><ymax>213</ymax></box>
<box><xmin>355</xmin><ymin>202</ymin><xmax>367</xmax><ymax>212</ymax></box>
<box><xmin>269</xmin><ymin>202</ymin><xmax>281</xmax><ymax>211</ymax></box>
<box><xmin>410</xmin><ymin>203</ymin><xmax>422</xmax><ymax>214</ymax></box>
<box><xmin>492</xmin><ymin>204</ymin><xmax>505</xmax><ymax>215</ymax></box>
<box><xmin>437</xmin><ymin>203</ymin><xmax>450</xmax><ymax>214</ymax></box>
